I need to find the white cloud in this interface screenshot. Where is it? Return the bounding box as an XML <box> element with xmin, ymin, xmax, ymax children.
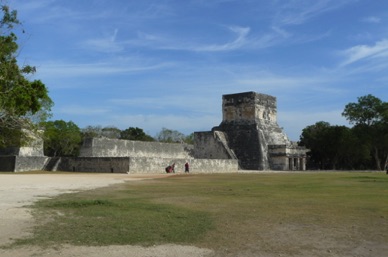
<box><xmin>340</xmin><ymin>39</ymin><xmax>388</xmax><ymax>67</ymax></box>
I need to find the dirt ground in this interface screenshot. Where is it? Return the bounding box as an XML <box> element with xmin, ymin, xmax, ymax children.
<box><xmin>0</xmin><ymin>172</ymin><xmax>387</xmax><ymax>257</ymax></box>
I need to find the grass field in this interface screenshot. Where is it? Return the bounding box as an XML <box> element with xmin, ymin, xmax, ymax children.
<box><xmin>14</xmin><ymin>172</ymin><xmax>388</xmax><ymax>256</ymax></box>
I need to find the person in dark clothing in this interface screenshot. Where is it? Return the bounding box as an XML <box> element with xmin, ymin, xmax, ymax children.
<box><xmin>184</xmin><ymin>162</ymin><xmax>189</xmax><ymax>173</ymax></box>
<box><xmin>165</xmin><ymin>163</ymin><xmax>175</xmax><ymax>173</ymax></box>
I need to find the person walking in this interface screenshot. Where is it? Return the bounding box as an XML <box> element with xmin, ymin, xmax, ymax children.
<box><xmin>184</xmin><ymin>162</ymin><xmax>189</xmax><ymax>173</ymax></box>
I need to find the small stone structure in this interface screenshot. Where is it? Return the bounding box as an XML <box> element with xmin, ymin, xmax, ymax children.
<box><xmin>0</xmin><ymin>91</ymin><xmax>307</xmax><ymax>172</ymax></box>
<box><xmin>0</xmin><ymin>130</ymin><xmax>47</xmax><ymax>172</ymax></box>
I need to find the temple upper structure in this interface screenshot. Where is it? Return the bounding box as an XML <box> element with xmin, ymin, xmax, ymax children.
<box><xmin>194</xmin><ymin>91</ymin><xmax>308</xmax><ymax>170</ymax></box>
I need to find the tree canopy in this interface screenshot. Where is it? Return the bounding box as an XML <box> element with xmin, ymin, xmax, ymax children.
<box><xmin>120</xmin><ymin>127</ymin><xmax>154</xmax><ymax>141</ymax></box>
<box><xmin>301</xmin><ymin>94</ymin><xmax>387</xmax><ymax>170</ymax></box>
<box><xmin>0</xmin><ymin>4</ymin><xmax>52</xmax><ymax>147</ymax></box>
<box><xmin>42</xmin><ymin>120</ymin><xmax>82</xmax><ymax>157</ymax></box>
<box><xmin>342</xmin><ymin>94</ymin><xmax>385</xmax><ymax>126</ymax></box>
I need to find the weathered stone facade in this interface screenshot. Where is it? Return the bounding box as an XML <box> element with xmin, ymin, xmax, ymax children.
<box><xmin>194</xmin><ymin>92</ymin><xmax>308</xmax><ymax>170</ymax></box>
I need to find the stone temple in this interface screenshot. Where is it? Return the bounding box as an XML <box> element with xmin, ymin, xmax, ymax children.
<box><xmin>0</xmin><ymin>91</ymin><xmax>308</xmax><ymax>172</ymax></box>
<box><xmin>194</xmin><ymin>91</ymin><xmax>308</xmax><ymax>170</ymax></box>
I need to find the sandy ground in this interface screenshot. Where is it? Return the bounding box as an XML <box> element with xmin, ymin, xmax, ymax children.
<box><xmin>0</xmin><ymin>173</ymin><xmax>213</xmax><ymax>257</ymax></box>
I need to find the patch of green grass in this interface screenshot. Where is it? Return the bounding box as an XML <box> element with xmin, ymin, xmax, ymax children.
<box><xmin>11</xmin><ymin>172</ymin><xmax>388</xmax><ymax>255</ymax></box>
<box><xmin>14</xmin><ymin>193</ymin><xmax>212</xmax><ymax>247</ymax></box>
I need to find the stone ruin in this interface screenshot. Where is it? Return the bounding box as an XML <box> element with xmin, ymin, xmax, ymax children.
<box><xmin>0</xmin><ymin>91</ymin><xmax>308</xmax><ymax>172</ymax></box>
<box><xmin>195</xmin><ymin>91</ymin><xmax>308</xmax><ymax>170</ymax></box>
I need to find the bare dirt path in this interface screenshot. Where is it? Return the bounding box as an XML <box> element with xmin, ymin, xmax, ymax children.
<box><xmin>0</xmin><ymin>173</ymin><xmax>213</xmax><ymax>257</ymax></box>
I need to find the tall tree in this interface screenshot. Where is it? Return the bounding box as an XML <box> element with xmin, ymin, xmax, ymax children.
<box><xmin>0</xmin><ymin>4</ymin><xmax>52</xmax><ymax>147</ymax></box>
<box><xmin>184</xmin><ymin>132</ymin><xmax>194</xmax><ymax>145</ymax></box>
<box><xmin>342</xmin><ymin>94</ymin><xmax>388</xmax><ymax>170</ymax></box>
<box><xmin>156</xmin><ymin>127</ymin><xmax>185</xmax><ymax>143</ymax></box>
<box><xmin>120</xmin><ymin>127</ymin><xmax>154</xmax><ymax>141</ymax></box>
<box><xmin>82</xmin><ymin>125</ymin><xmax>103</xmax><ymax>138</ymax></box>
<box><xmin>342</xmin><ymin>94</ymin><xmax>384</xmax><ymax>126</ymax></box>
<box><xmin>300</xmin><ymin>122</ymin><xmax>370</xmax><ymax>170</ymax></box>
<box><xmin>82</xmin><ymin>125</ymin><xmax>122</xmax><ymax>139</ymax></box>
<box><xmin>101</xmin><ymin>126</ymin><xmax>121</xmax><ymax>139</ymax></box>
<box><xmin>42</xmin><ymin>120</ymin><xmax>82</xmax><ymax>157</ymax></box>
<box><xmin>299</xmin><ymin>121</ymin><xmax>332</xmax><ymax>169</ymax></box>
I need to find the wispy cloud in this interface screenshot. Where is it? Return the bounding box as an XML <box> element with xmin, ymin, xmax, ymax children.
<box><xmin>37</xmin><ymin>61</ymin><xmax>173</xmax><ymax>80</ymax></box>
<box><xmin>275</xmin><ymin>0</ymin><xmax>355</xmax><ymax>26</ymax></box>
<box><xmin>82</xmin><ymin>28</ymin><xmax>123</xmax><ymax>53</ymax></box>
<box><xmin>339</xmin><ymin>39</ymin><xmax>388</xmax><ymax>67</ymax></box>
<box><xmin>16</xmin><ymin>3</ymin><xmax>106</xmax><ymax>24</ymax></box>
<box><xmin>132</xmin><ymin>25</ymin><xmax>251</xmax><ymax>52</ymax></box>
<box><xmin>194</xmin><ymin>26</ymin><xmax>250</xmax><ymax>51</ymax></box>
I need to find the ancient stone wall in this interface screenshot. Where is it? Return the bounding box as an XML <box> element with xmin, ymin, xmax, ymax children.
<box><xmin>194</xmin><ymin>131</ymin><xmax>236</xmax><ymax>160</ymax></box>
<box><xmin>55</xmin><ymin>157</ymin><xmax>130</xmax><ymax>173</ymax></box>
<box><xmin>51</xmin><ymin>157</ymin><xmax>238</xmax><ymax>174</ymax></box>
<box><xmin>0</xmin><ymin>156</ymin><xmax>48</xmax><ymax>172</ymax></box>
<box><xmin>80</xmin><ymin>138</ymin><xmax>194</xmax><ymax>159</ymax></box>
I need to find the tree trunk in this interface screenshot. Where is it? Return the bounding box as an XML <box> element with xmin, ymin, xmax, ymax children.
<box><xmin>373</xmin><ymin>147</ymin><xmax>381</xmax><ymax>170</ymax></box>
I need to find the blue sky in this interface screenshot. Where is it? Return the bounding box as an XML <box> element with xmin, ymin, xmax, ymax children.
<box><xmin>9</xmin><ymin>0</ymin><xmax>388</xmax><ymax>141</ymax></box>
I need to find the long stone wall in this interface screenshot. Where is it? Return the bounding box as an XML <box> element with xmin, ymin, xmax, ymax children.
<box><xmin>50</xmin><ymin>157</ymin><xmax>238</xmax><ymax>174</ymax></box>
<box><xmin>0</xmin><ymin>136</ymin><xmax>238</xmax><ymax>173</ymax></box>
<box><xmin>128</xmin><ymin>158</ymin><xmax>238</xmax><ymax>174</ymax></box>
<box><xmin>80</xmin><ymin>138</ymin><xmax>194</xmax><ymax>159</ymax></box>
<box><xmin>55</xmin><ymin>157</ymin><xmax>130</xmax><ymax>173</ymax></box>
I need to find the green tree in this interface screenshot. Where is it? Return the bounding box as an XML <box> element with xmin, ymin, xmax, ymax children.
<box><xmin>156</xmin><ymin>127</ymin><xmax>185</xmax><ymax>143</ymax></box>
<box><xmin>0</xmin><ymin>4</ymin><xmax>52</xmax><ymax>147</ymax></box>
<box><xmin>183</xmin><ymin>132</ymin><xmax>194</xmax><ymax>145</ymax></box>
<box><xmin>42</xmin><ymin>120</ymin><xmax>82</xmax><ymax>157</ymax></box>
<box><xmin>120</xmin><ymin>127</ymin><xmax>154</xmax><ymax>141</ymax></box>
<box><xmin>299</xmin><ymin>121</ymin><xmax>331</xmax><ymax>169</ymax></box>
<box><xmin>342</xmin><ymin>94</ymin><xmax>388</xmax><ymax>170</ymax></box>
<box><xmin>81</xmin><ymin>125</ymin><xmax>103</xmax><ymax>138</ymax></box>
<box><xmin>324</xmin><ymin>125</ymin><xmax>370</xmax><ymax>170</ymax></box>
<box><xmin>300</xmin><ymin>121</ymin><xmax>374</xmax><ymax>170</ymax></box>
<box><xmin>81</xmin><ymin>125</ymin><xmax>121</xmax><ymax>139</ymax></box>
<box><xmin>342</xmin><ymin>94</ymin><xmax>384</xmax><ymax>126</ymax></box>
<box><xmin>101</xmin><ymin>126</ymin><xmax>121</xmax><ymax>139</ymax></box>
